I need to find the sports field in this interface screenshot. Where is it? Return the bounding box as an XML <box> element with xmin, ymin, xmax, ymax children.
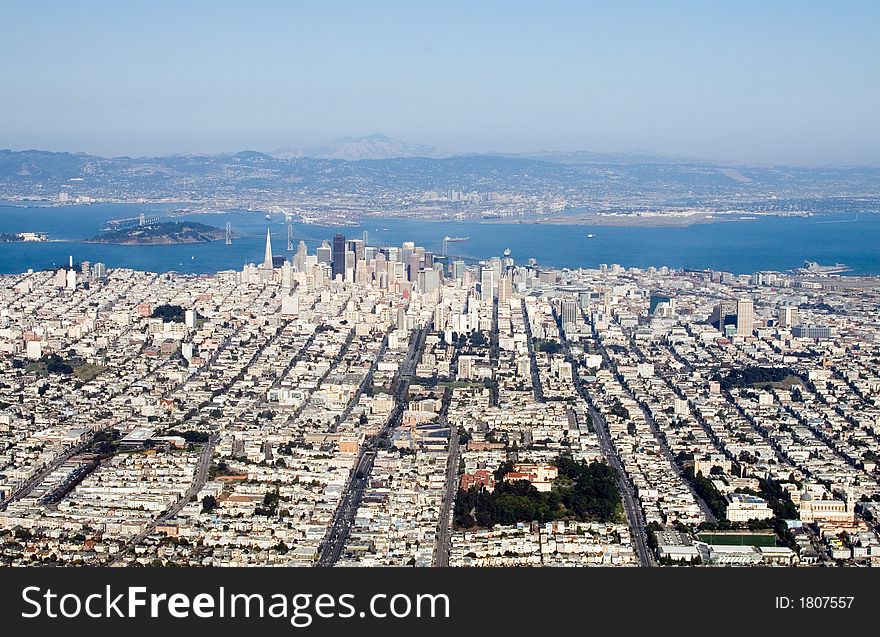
<box><xmin>697</xmin><ymin>533</ymin><xmax>777</xmax><ymax>547</ymax></box>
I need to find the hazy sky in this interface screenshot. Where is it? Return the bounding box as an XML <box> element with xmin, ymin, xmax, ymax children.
<box><xmin>1</xmin><ymin>0</ymin><xmax>878</xmax><ymax>164</ymax></box>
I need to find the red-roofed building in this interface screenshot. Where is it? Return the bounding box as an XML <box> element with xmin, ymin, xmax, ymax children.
<box><xmin>460</xmin><ymin>469</ymin><xmax>496</xmax><ymax>492</ymax></box>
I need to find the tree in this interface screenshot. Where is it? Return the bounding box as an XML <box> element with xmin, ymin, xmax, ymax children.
<box><xmin>201</xmin><ymin>495</ymin><xmax>218</xmax><ymax>513</ymax></box>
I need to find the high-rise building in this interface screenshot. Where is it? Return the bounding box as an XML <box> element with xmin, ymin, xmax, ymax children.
<box><xmin>407</xmin><ymin>253</ymin><xmax>421</xmax><ymax>282</ymax></box>
<box><xmin>711</xmin><ymin>301</ymin><xmax>737</xmax><ymax>330</ymax></box>
<box><xmin>295</xmin><ymin>240</ymin><xmax>308</xmax><ymax>271</ymax></box>
<box><xmin>778</xmin><ymin>305</ymin><xmax>799</xmax><ymax>328</ymax></box>
<box><xmin>316</xmin><ymin>240</ymin><xmax>332</xmax><ymax>264</ymax></box>
<box><xmin>736</xmin><ymin>298</ymin><xmax>754</xmax><ymax>336</ymax></box>
<box><xmin>93</xmin><ymin>262</ymin><xmax>107</xmax><ymax>280</ymax></box>
<box><xmin>263</xmin><ymin>228</ymin><xmax>274</xmax><ymax>269</ymax></box>
<box><xmin>649</xmin><ymin>293</ymin><xmax>672</xmax><ymax>315</ymax></box>
<box><xmin>561</xmin><ymin>298</ymin><xmax>578</xmax><ymax>329</ymax></box>
<box><xmin>348</xmin><ymin>239</ymin><xmax>365</xmax><ymax>263</ymax></box>
<box><xmin>498</xmin><ymin>275</ymin><xmax>512</xmax><ymax>302</ymax></box>
<box><xmin>480</xmin><ymin>267</ymin><xmax>495</xmax><ymax>303</ymax></box>
<box><xmin>332</xmin><ymin>233</ymin><xmax>346</xmax><ymax>280</ymax></box>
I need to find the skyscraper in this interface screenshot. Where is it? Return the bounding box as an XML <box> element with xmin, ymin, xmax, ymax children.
<box><xmin>332</xmin><ymin>233</ymin><xmax>346</xmax><ymax>280</ymax></box>
<box><xmin>778</xmin><ymin>305</ymin><xmax>799</xmax><ymax>328</ymax></box>
<box><xmin>263</xmin><ymin>228</ymin><xmax>273</xmax><ymax>269</ymax></box>
<box><xmin>316</xmin><ymin>240</ymin><xmax>332</xmax><ymax>264</ymax></box>
<box><xmin>736</xmin><ymin>298</ymin><xmax>754</xmax><ymax>336</ymax></box>
<box><xmin>561</xmin><ymin>298</ymin><xmax>578</xmax><ymax>329</ymax></box>
<box><xmin>480</xmin><ymin>267</ymin><xmax>495</xmax><ymax>303</ymax></box>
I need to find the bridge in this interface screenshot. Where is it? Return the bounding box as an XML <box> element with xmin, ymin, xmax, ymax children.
<box><xmin>104</xmin><ymin>213</ymin><xmax>164</xmax><ymax>230</ymax></box>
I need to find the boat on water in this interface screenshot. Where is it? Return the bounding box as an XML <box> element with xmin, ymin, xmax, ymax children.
<box><xmin>443</xmin><ymin>236</ymin><xmax>469</xmax><ymax>242</ymax></box>
<box><xmin>587</xmin><ymin>233</ymin><xmax>596</xmax><ymax>239</ymax></box>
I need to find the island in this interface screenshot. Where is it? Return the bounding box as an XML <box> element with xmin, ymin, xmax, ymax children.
<box><xmin>89</xmin><ymin>221</ymin><xmax>225</xmax><ymax>245</ymax></box>
<box><xmin>0</xmin><ymin>232</ymin><xmax>48</xmax><ymax>242</ymax></box>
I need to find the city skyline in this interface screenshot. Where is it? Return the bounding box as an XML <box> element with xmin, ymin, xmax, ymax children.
<box><xmin>2</xmin><ymin>229</ymin><xmax>879</xmax><ymax>568</ymax></box>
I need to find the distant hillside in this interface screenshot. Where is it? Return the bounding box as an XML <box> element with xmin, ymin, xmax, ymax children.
<box><xmin>273</xmin><ymin>134</ymin><xmax>442</xmax><ymax>160</ymax></box>
<box><xmin>90</xmin><ymin>221</ymin><xmax>225</xmax><ymax>245</ymax></box>
<box><xmin>2</xmin><ymin>148</ymin><xmax>878</xmax><ymax>218</ymax></box>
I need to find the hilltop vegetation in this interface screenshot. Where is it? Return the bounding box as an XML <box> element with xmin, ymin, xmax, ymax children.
<box><xmin>90</xmin><ymin>221</ymin><xmax>224</xmax><ymax>245</ymax></box>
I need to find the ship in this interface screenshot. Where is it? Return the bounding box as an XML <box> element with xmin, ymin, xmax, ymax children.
<box><xmin>443</xmin><ymin>236</ymin><xmax>469</xmax><ymax>242</ymax></box>
<box><xmin>587</xmin><ymin>233</ymin><xmax>596</xmax><ymax>239</ymax></box>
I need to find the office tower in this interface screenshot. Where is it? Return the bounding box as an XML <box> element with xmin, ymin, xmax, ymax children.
<box><xmin>710</xmin><ymin>301</ymin><xmax>737</xmax><ymax>330</ymax></box>
<box><xmin>480</xmin><ymin>267</ymin><xmax>495</xmax><ymax>303</ymax></box>
<box><xmin>374</xmin><ymin>252</ymin><xmax>386</xmax><ymax>275</ymax></box>
<box><xmin>295</xmin><ymin>241</ymin><xmax>308</xmax><ymax>271</ymax></box>
<box><xmin>736</xmin><ymin>298</ymin><xmax>754</xmax><ymax>336</ymax></box>
<box><xmin>332</xmin><ymin>233</ymin><xmax>346</xmax><ymax>280</ymax></box>
<box><xmin>185</xmin><ymin>309</ymin><xmax>197</xmax><ymax>329</ymax></box>
<box><xmin>649</xmin><ymin>293</ymin><xmax>672</xmax><ymax>315</ymax></box>
<box><xmin>778</xmin><ymin>305</ymin><xmax>799</xmax><ymax>328</ymax></box>
<box><xmin>561</xmin><ymin>298</ymin><xmax>578</xmax><ymax>329</ymax></box>
<box><xmin>498</xmin><ymin>275</ymin><xmax>512</xmax><ymax>303</ymax></box>
<box><xmin>281</xmin><ymin>262</ymin><xmax>294</xmax><ymax>291</ymax></box>
<box><xmin>66</xmin><ymin>256</ymin><xmax>77</xmax><ymax>290</ymax></box>
<box><xmin>349</xmin><ymin>239</ymin><xmax>365</xmax><ymax>263</ymax></box>
<box><xmin>93</xmin><ymin>262</ymin><xmax>107</xmax><ymax>280</ymax></box>
<box><xmin>407</xmin><ymin>253</ymin><xmax>421</xmax><ymax>282</ymax></box>
<box><xmin>419</xmin><ymin>268</ymin><xmax>440</xmax><ymax>294</ymax></box>
<box><xmin>452</xmin><ymin>260</ymin><xmax>465</xmax><ymax>281</ymax></box>
<box><xmin>316</xmin><ymin>240</ymin><xmax>332</xmax><ymax>264</ymax></box>
<box><xmin>80</xmin><ymin>261</ymin><xmax>91</xmax><ymax>283</ymax></box>
<box><xmin>397</xmin><ymin>307</ymin><xmax>407</xmax><ymax>330</ymax></box>
<box><xmin>263</xmin><ymin>228</ymin><xmax>273</xmax><ymax>269</ymax></box>
<box><xmin>489</xmin><ymin>256</ymin><xmax>502</xmax><ymax>276</ymax></box>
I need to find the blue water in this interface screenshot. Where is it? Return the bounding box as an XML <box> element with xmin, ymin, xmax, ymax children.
<box><xmin>1</xmin><ymin>203</ymin><xmax>879</xmax><ymax>275</ymax></box>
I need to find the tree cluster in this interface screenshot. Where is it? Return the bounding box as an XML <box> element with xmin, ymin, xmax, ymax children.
<box><xmin>454</xmin><ymin>456</ymin><xmax>621</xmax><ymax>529</ymax></box>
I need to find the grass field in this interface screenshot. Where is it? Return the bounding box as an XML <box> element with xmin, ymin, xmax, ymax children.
<box><xmin>749</xmin><ymin>375</ymin><xmax>803</xmax><ymax>390</ymax></box>
<box><xmin>697</xmin><ymin>533</ymin><xmax>777</xmax><ymax>547</ymax></box>
<box><xmin>74</xmin><ymin>363</ymin><xmax>108</xmax><ymax>382</ymax></box>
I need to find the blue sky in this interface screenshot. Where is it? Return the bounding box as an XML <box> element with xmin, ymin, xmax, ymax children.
<box><xmin>1</xmin><ymin>0</ymin><xmax>878</xmax><ymax>164</ymax></box>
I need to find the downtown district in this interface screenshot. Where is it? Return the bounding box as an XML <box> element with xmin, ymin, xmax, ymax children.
<box><xmin>1</xmin><ymin>231</ymin><xmax>879</xmax><ymax>568</ymax></box>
